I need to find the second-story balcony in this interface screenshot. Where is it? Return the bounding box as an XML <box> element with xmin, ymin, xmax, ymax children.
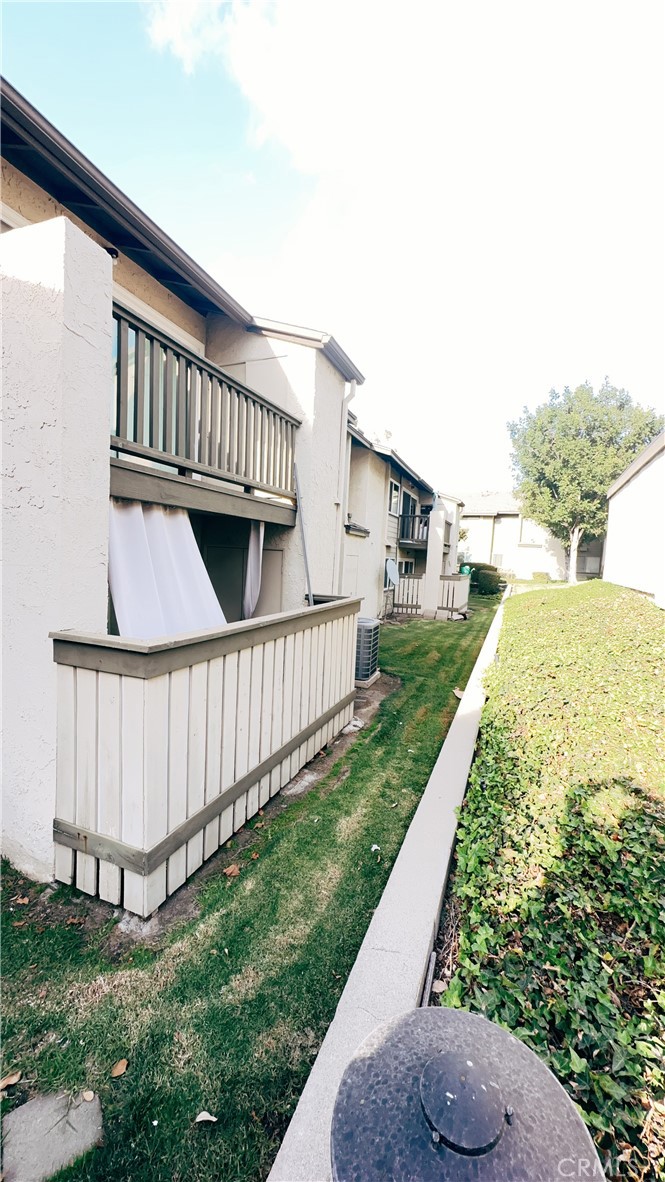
<box><xmin>110</xmin><ymin>306</ymin><xmax>300</xmax><ymax>513</ymax></box>
<box><xmin>399</xmin><ymin>513</ymin><xmax>430</xmax><ymax>548</ymax></box>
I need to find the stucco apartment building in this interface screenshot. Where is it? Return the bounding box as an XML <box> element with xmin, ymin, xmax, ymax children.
<box><xmin>460</xmin><ymin>492</ymin><xmax>604</xmax><ymax>582</ymax></box>
<box><xmin>1</xmin><ymin>80</ymin><xmax>464</xmax><ymax>914</ymax></box>
<box><xmin>1</xmin><ymin>79</ymin><xmax>366</xmax><ymax>914</ymax></box>
<box><xmin>603</xmin><ymin>431</ymin><xmax>665</xmax><ymax>608</ymax></box>
<box><xmin>343</xmin><ymin>416</ymin><xmax>463</xmax><ymax>619</ymax></box>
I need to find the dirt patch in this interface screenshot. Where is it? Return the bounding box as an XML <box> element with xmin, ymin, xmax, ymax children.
<box><xmin>254</xmin><ymin>1020</ymin><xmax>318</xmax><ymax>1068</ymax></box>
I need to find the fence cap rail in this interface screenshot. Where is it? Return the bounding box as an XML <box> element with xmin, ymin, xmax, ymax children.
<box><xmin>51</xmin><ymin>596</ymin><xmax>362</xmax><ymax>679</ymax></box>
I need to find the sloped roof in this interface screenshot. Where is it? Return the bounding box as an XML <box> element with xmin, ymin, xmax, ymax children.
<box><xmin>607</xmin><ymin>431</ymin><xmax>665</xmax><ymax>498</ymax></box>
<box><xmin>461</xmin><ymin>491</ymin><xmax>521</xmax><ymax>517</ymax></box>
<box><xmin>0</xmin><ymin>77</ymin><xmax>363</xmax><ymax>384</ymax></box>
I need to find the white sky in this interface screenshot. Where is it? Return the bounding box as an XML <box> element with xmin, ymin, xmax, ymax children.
<box><xmin>147</xmin><ymin>0</ymin><xmax>664</xmax><ymax>495</ymax></box>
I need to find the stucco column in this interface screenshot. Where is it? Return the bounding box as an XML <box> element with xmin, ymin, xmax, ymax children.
<box><xmin>421</xmin><ymin>498</ymin><xmax>447</xmax><ymax>618</ymax></box>
<box><xmin>1</xmin><ymin>217</ymin><xmax>112</xmax><ymax>880</ymax></box>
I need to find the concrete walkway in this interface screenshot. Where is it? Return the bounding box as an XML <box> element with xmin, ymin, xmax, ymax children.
<box><xmin>268</xmin><ymin>599</ymin><xmax>507</xmax><ymax>1182</ymax></box>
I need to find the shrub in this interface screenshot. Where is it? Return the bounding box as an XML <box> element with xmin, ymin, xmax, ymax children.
<box><xmin>477</xmin><ymin>569</ymin><xmax>501</xmax><ymax>595</ymax></box>
<box><xmin>464</xmin><ymin>562</ymin><xmax>498</xmax><ymax>588</ymax></box>
<box><xmin>532</xmin><ymin>571</ymin><xmax>550</xmax><ymax>582</ymax></box>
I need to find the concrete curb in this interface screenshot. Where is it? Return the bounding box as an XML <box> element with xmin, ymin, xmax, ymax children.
<box><xmin>268</xmin><ymin>597</ymin><xmax>508</xmax><ymax>1182</ymax></box>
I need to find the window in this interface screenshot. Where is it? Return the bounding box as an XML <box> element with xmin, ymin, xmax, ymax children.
<box><xmin>519</xmin><ymin>517</ymin><xmax>542</xmax><ymax>546</ymax></box>
<box><xmin>399</xmin><ymin>560</ymin><xmax>415</xmax><ymax>575</ymax></box>
<box><xmin>389</xmin><ymin>481</ymin><xmax>400</xmax><ymax>516</ymax></box>
<box><xmin>402</xmin><ymin>491</ymin><xmax>417</xmax><ymax>517</ymax></box>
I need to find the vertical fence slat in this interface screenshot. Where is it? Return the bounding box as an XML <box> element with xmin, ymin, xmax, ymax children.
<box><xmin>246</xmin><ymin>644</ymin><xmax>263</xmax><ymax>816</ymax></box>
<box><xmin>134</xmin><ymin>330</ymin><xmax>146</xmax><ymax>445</ymax></box>
<box><xmin>75</xmin><ymin>668</ymin><xmax>98</xmax><ymax>896</ymax></box>
<box><xmin>142</xmin><ymin>674</ymin><xmax>169</xmax><ymax>915</ymax></box>
<box><xmin>176</xmin><ymin>355</ymin><xmax>187</xmax><ymax>457</ymax></box>
<box><xmin>210</xmin><ymin>378</ymin><xmax>221</xmax><ymax>471</ymax></box>
<box><xmin>259</xmin><ymin>639</ymin><xmax>275</xmax><ymax>806</ymax></box>
<box><xmin>220</xmin><ymin>383</ymin><xmax>230</xmax><ymax>472</ymax></box>
<box><xmin>121</xmin><ymin>677</ymin><xmax>145</xmax><ymax>915</ymax></box>
<box><xmin>149</xmin><ymin>337</ymin><xmax>161</xmax><ymax>450</ymax></box>
<box><xmin>97</xmin><ymin>672</ymin><xmax>122</xmax><ymax>905</ymax></box>
<box><xmin>164</xmin><ymin>348</ymin><xmax>174</xmax><ymax>455</ymax></box>
<box><xmin>280</xmin><ymin>632</ymin><xmax>295</xmax><ymax>785</ymax></box>
<box><xmin>167</xmin><ymin>668</ymin><xmax>189</xmax><ymax>895</ymax></box>
<box><xmin>199</xmin><ymin>372</ymin><xmax>210</xmax><ymax>466</ymax></box>
<box><xmin>229</xmin><ymin>387</ymin><xmax>238</xmax><ymax>475</ymax></box>
<box><xmin>289</xmin><ymin>630</ymin><xmax>304</xmax><ymax>778</ymax></box>
<box><xmin>244</xmin><ymin>398</ymin><xmax>253</xmax><ymax>483</ymax></box>
<box><xmin>117</xmin><ymin>317</ymin><xmax>129</xmax><ymax>440</ymax></box>
<box><xmin>220</xmin><ymin>651</ymin><xmax>238</xmax><ymax>842</ymax></box>
<box><xmin>204</xmin><ymin>656</ymin><xmax>224</xmax><ymax>860</ymax></box>
<box><xmin>234</xmin><ymin>646</ymin><xmax>252</xmax><ymax>824</ymax></box>
<box><xmin>187</xmin><ymin>365</ymin><xmax>199</xmax><ymax>462</ymax></box>
<box><xmin>270</xmin><ymin>635</ymin><xmax>285</xmax><ymax>796</ymax></box>
<box><xmin>54</xmin><ymin>665</ymin><xmax>76</xmax><ymax>884</ymax></box>
<box><xmin>186</xmin><ymin>662</ymin><xmax>207</xmax><ymax>877</ymax></box>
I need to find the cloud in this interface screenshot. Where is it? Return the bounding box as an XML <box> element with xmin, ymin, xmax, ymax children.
<box><xmin>144</xmin><ymin>0</ymin><xmax>665</xmax><ymax>492</ymax></box>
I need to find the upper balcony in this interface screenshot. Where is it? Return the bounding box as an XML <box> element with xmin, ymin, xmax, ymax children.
<box><xmin>399</xmin><ymin>513</ymin><xmax>430</xmax><ymax>548</ymax></box>
<box><xmin>110</xmin><ymin>305</ymin><xmax>300</xmax><ymax>524</ymax></box>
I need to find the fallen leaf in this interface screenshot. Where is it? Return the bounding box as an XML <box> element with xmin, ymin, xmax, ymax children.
<box><xmin>391</xmin><ymin>803</ymin><xmax>398</xmax><ymax>808</ymax></box>
<box><xmin>453</xmin><ymin>688</ymin><xmax>464</xmax><ymax>700</ymax></box>
<box><xmin>111</xmin><ymin>1058</ymin><xmax>128</xmax><ymax>1078</ymax></box>
<box><xmin>223</xmin><ymin>864</ymin><xmax>240</xmax><ymax>878</ymax></box>
<box><xmin>16</xmin><ymin>896</ymin><xmax>29</xmax><ymax>905</ymax></box>
<box><xmin>258</xmin><ymin>809</ymin><xmax>264</xmax><ymax>816</ymax></box>
<box><xmin>66</xmin><ymin>916</ymin><xmax>84</xmax><ymax>926</ymax></box>
<box><xmin>195</xmin><ymin>1111</ymin><xmax>218</xmax><ymax>1123</ymax></box>
<box><xmin>251</xmin><ymin>852</ymin><xmax>259</xmax><ymax>860</ymax></box>
<box><xmin>82</xmin><ymin>1090</ymin><xmax>95</xmax><ymax>1102</ymax></box>
<box><xmin>0</xmin><ymin>1071</ymin><xmax>21</xmax><ymax>1089</ymax></box>
<box><xmin>38</xmin><ymin>987</ymin><xmax>48</xmax><ymax>999</ymax></box>
<box><xmin>431</xmin><ymin>980</ymin><xmax>446</xmax><ymax>994</ymax></box>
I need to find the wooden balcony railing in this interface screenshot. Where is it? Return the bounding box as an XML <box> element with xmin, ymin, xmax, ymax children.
<box><xmin>399</xmin><ymin>513</ymin><xmax>429</xmax><ymax>546</ymax></box>
<box><xmin>111</xmin><ymin>306</ymin><xmax>300</xmax><ymax>499</ymax></box>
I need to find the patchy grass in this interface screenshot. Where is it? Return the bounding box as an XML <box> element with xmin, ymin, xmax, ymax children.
<box><xmin>437</xmin><ymin>582</ymin><xmax>665</xmax><ymax>1180</ymax></box>
<box><xmin>1</xmin><ymin>596</ymin><xmax>498</xmax><ymax>1182</ymax></box>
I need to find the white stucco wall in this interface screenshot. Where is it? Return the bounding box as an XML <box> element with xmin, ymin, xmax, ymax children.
<box><xmin>343</xmin><ymin>446</ymin><xmax>390</xmax><ymax>617</ymax></box>
<box><xmin>206</xmin><ymin>321</ymin><xmax>350</xmax><ymax>611</ymax></box>
<box><xmin>1</xmin><ymin>217</ymin><xmax>112</xmax><ymax>879</ymax></box>
<box><xmin>603</xmin><ymin>449</ymin><xmax>665</xmax><ymax>607</ymax></box>
<box><xmin>461</xmin><ymin>514</ymin><xmax>567</xmax><ymax>580</ymax></box>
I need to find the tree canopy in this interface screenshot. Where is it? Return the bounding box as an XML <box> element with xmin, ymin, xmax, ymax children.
<box><xmin>509</xmin><ymin>382</ymin><xmax>663</xmax><ymax>580</ymax></box>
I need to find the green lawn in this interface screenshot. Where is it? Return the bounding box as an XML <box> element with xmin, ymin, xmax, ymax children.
<box><xmin>439</xmin><ymin>581</ymin><xmax>665</xmax><ymax>1178</ymax></box>
<box><xmin>1</xmin><ymin>595</ymin><xmax>498</xmax><ymax>1182</ymax></box>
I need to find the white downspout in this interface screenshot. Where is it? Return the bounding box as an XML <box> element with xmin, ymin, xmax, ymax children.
<box><xmin>333</xmin><ymin>380</ymin><xmax>356</xmax><ymax>594</ymax></box>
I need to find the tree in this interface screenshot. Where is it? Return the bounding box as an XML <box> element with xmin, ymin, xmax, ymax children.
<box><xmin>509</xmin><ymin>382</ymin><xmax>663</xmax><ymax>583</ymax></box>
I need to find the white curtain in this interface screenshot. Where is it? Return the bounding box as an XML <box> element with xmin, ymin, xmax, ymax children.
<box><xmin>242</xmin><ymin>521</ymin><xmax>265</xmax><ymax>619</ymax></box>
<box><xmin>109</xmin><ymin>499</ymin><xmax>226</xmax><ymax>639</ymax></box>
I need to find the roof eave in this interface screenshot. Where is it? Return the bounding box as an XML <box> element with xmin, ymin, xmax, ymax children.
<box><xmin>0</xmin><ymin>77</ymin><xmax>253</xmax><ymax>326</ymax></box>
<box><xmin>250</xmin><ymin>317</ymin><xmax>364</xmax><ymax>384</ymax></box>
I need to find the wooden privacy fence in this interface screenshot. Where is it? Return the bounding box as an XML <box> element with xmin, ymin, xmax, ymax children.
<box><xmin>111</xmin><ymin>305</ymin><xmax>300</xmax><ymax>500</ymax></box>
<box><xmin>51</xmin><ymin>597</ymin><xmax>360</xmax><ymax>917</ymax></box>
<box><xmin>393</xmin><ymin>576</ymin><xmax>423</xmax><ymax>616</ymax></box>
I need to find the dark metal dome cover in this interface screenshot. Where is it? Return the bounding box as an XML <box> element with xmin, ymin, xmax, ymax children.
<box><xmin>330</xmin><ymin>1008</ymin><xmax>602</xmax><ymax>1181</ymax></box>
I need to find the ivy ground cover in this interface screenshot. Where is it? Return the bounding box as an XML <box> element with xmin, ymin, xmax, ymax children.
<box><xmin>1</xmin><ymin>597</ymin><xmax>498</xmax><ymax>1182</ymax></box>
<box><xmin>439</xmin><ymin>581</ymin><xmax>665</xmax><ymax>1179</ymax></box>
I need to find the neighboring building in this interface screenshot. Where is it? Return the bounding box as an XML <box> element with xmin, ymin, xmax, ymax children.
<box><xmin>603</xmin><ymin>431</ymin><xmax>665</xmax><ymax>608</ymax></box>
<box><xmin>460</xmin><ymin>492</ymin><xmax>604</xmax><ymax>581</ymax></box>
<box><xmin>1</xmin><ymin>79</ymin><xmax>363</xmax><ymax>913</ymax></box>
<box><xmin>342</xmin><ymin>415</ymin><xmax>464</xmax><ymax>619</ymax></box>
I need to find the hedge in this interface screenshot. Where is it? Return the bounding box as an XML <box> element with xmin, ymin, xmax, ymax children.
<box><xmin>439</xmin><ymin>582</ymin><xmax>665</xmax><ymax>1175</ymax></box>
